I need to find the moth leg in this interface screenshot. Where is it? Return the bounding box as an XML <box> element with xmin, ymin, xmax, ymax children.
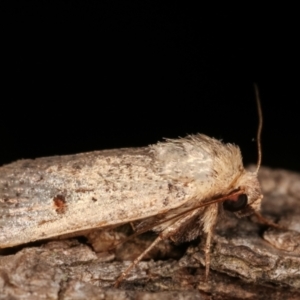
<box><xmin>253</xmin><ymin>211</ymin><xmax>287</xmax><ymax>230</ymax></box>
<box><xmin>129</xmin><ymin>222</ymin><xmax>136</xmax><ymax>231</ymax></box>
<box><xmin>202</xmin><ymin>203</ymin><xmax>218</xmax><ymax>280</ymax></box>
<box><xmin>114</xmin><ymin>235</ymin><xmax>162</xmax><ymax>288</ymax></box>
<box><xmin>204</xmin><ymin>227</ymin><xmax>213</xmax><ymax>280</ymax></box>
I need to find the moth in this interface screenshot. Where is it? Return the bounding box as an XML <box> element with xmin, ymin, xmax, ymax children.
<box><xmin>0</xmin><ymin>90</ymin><xmax>263</xmax><ymax>287</ymax></box>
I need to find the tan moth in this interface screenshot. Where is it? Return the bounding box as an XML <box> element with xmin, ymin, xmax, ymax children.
<box><xmin>0</xmin><ymin>88</ymin><xmax>263</xmax><ymax>287</ymax></box>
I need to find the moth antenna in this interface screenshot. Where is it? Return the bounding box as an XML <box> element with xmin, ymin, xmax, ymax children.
<box><xmin>254</xmin><ymin>84</ymin><xmax>263</xmax><ymax>174</ymax></box>
<box><xmin>111</xmin><ymin>189</ymin><xmax>244</xmax><ymax>250</ymax></box>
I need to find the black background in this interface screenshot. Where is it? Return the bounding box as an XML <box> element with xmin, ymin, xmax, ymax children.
<box><xmin>2</xmin><ymin>2</ymin><xmax>299</xmax><ymax>171</ymax></box>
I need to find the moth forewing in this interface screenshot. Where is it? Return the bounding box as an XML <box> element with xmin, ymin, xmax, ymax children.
<box><xmin>0</xmin><ymin>147</ymin><xmax>193</xmax><ymax>248</ymax></box>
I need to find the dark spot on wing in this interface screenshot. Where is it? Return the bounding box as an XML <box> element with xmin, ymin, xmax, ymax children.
<box><xmin>53</xmin><ymin>194</ymin><xmax>67</xmax><ymax>214</ymax></box>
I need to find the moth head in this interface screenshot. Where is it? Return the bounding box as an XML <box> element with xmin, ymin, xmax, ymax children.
<box><xmin>223</xmin><ymin>86</ymin><xmax>263</xmax><ymax>217</ymax></box>
<box><xmin>223</xmin><ymin>171</ymin><xmax>263</xmax><ymax>217</ymax></box>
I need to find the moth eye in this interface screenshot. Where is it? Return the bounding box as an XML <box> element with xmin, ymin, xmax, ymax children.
<box><xmin>223</xmin><ymin>194</ymin><xmax>248</xmax><ymax>212</ymax></box>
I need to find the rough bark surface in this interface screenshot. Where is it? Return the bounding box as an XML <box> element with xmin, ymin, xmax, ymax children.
<box><xmin>1</xmin><ymin>166</ymin><xmax>300</xmax><ymax>299</ymax></box>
